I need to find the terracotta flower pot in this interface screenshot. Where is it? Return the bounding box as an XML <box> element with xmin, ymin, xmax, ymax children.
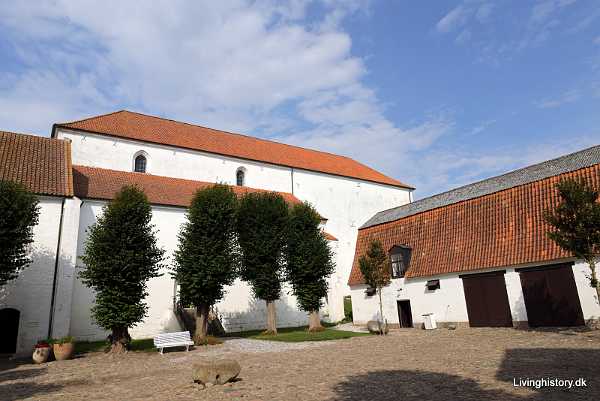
<box><xmin>32</xmin><ymin>346</ymin><xmax>51</xmax><ymax>364</ymax></box>
<box><xmin>53</xmin><ymin>342</ymin><xmax>75</xmax><ymax>361</ymax></box>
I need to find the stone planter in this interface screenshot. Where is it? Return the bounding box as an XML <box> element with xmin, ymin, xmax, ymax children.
<box><xmin>32</xmin><ymin>346</ymin><xmax>51</xmax><ymax>364</ymax></box>
<box><xmin>53</xmin><ymin>342</ymin><xmax>75</xmax><ymax>361</ymax></box>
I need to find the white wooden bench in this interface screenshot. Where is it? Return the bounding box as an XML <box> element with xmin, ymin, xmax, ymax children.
<box><xmin>153</xmin><ymin>331</ymin><xmax>194</xmax><ymax>354</ymax></box>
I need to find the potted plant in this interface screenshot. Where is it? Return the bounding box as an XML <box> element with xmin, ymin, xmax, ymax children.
<box><xmin>32</xmin><ymin>339</ymin><xmax>52</xmax><ymax>364</ymax></box>
<box><xmin>52</xmin><ymin>336</ymin><xmax>75</xmax><ymax>361</ymax></box>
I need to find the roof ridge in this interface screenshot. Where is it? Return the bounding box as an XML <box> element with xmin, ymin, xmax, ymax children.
<box><xmin>110</xmin><ymin>109</ymin><xmax>374</xmax><ymax>162</ymax></box>
<box><xmin>56</xmin><ymin>109</ymin><xmax>128</xmax><ymax>127</ymax></box>
<box><xmin>361</xmin><ymin>143</ymin><xmax>600</xmax><ymax>229</ymax></box>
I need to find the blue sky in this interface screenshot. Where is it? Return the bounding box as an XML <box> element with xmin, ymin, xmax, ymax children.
<box><xmin>1</xmin><ymin>1</ymin><xmax>599</xmax><ymax>198</ymax></box>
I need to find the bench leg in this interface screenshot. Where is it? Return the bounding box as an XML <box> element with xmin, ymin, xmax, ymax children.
<box><xmin>186</xmin><ymin>345</ymin><xmax>189</xmax><ymax>352</ymax></box>
<box><xmin>160</xmin><ymin>347</ymin><xmax>164</xmax><ymax>355</ymax></box>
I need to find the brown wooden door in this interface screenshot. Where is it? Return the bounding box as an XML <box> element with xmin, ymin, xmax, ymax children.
<box><xmin>519</xmin><ymin>264</ymin><xmax>584</xmax><ymax>327</ymax></box>
<box><xmin>397</xmin><ymin>300</ymin><xmax>413</xmax><ymax>328</ymax></box>
<box><xmin>461</xmin><ymin>271</ymin><xmax>513</xmax><ymax>327</ymax></box>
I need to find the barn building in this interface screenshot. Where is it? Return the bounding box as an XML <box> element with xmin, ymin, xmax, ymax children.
<box><xmin>0</xmin><ymin>110</ymin><xmax>413</xmax><ymax>355</ymax></box>
<box><xmin>349</xmin><ymin>146</ymin><xmax>600</xmax><ymax>329</ymax></box>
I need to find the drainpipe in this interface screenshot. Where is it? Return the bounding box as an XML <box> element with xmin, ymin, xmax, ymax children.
<box><xmin>291</xmin><ymin>168</ymin><xmax>295</xmax><ymax>195</ymax></box>
<box><xmin>48</xmin><ymin>198</ymin><xmax>66</xmax><ymax>339</ymax></box>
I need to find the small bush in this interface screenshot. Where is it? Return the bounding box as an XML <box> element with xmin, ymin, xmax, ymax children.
<box><xmin>197</xmin><ymin>336</ymin><xmax>223</xmax><ymax>346</ymax></box>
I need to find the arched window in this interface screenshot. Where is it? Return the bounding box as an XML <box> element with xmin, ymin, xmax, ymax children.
<box><xmin>236</xmin><ymin>168</ymin><xmax>245</xmax><ymax>186</ymax></box>
<box><xmin>134</xmin><ymin>154</ymin><xmax>147</xmax><ymax>173</ymax></box>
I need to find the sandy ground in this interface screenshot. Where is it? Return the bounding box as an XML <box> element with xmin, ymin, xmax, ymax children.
<box><xmin>1</xmin><ymin>327</ymin><xmax>599</xmax><ymax>401</ymax></box>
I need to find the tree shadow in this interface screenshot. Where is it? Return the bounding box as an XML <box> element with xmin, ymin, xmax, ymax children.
<box><xmin>0</xmin><ymin>359</ymin><xmax>88</xmax><ymax>401</ymax></box>
<box><xmin>330</xmin><ymin>369</ymin><xmax>524</xmax><ymax>401</ymax></box>
<box><xmin>496</xmin><ymin>348</ymin><xmax>599</xmax><ymax>400</ymax></box>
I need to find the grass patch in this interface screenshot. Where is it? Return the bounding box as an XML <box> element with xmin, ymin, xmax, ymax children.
<box><xmin>75</xmin><ymin>338</ymin><xmax>155</xmax><ymax>354</ymax></box>
<box><xmin>226</xmin><ymin>326</ymin><xmax>369</xmax><ymax>342</ymax></box>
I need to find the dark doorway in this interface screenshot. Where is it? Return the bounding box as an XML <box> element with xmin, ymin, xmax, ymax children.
<box><xmin>0</xmin><ymin>308</ymin><xmax>20</xmax><ymax>354</ymax></box>
<box><xmin>519</xmin><ymin>263</ymin><xmax>584</xmax><ymax>327</ymax></box>
<box><xmin>461</xmin><ymin>271</ymin><xmax>513</xmax><ymax>327</ymax></box>
<box><xmin>397</xmin><ymin>300</ymin><xmax>413</xmax><ymax>328</ymax></box>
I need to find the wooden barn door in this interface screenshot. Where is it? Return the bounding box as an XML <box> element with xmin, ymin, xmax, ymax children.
<box><xmin>519</xmin><ymin>263</ymin><xmax>584</xmax><ymax>327</ymax></box>
<box><xmin>461</xmin><ymin>271</ymin><xmax>513</xmax><ymax>327</ymax></box>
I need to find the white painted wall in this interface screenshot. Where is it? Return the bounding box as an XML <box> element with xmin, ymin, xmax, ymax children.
<box><xmin>350</xmin><ymin>260</ymin><xmax>600</xmax><ymax>327</ymax></box>
<box><xmin>57</xmin><ymin>128</ymin><xmax>412</xmax><ymax>322</ymax></box>
<box><xmin>0</xmin><ymin>197</ymin><xmax>63</xmax><ymax>355</ymax></box>
<box><xmin>57</xmin><ymin>129</ymin><xmax>293</xmax><ymax>193</ymax></box>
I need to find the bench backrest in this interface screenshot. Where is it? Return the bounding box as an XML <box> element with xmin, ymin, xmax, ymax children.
<box><xmin>154</xmin><ymin>331</ymin><xmax>192</xmax><ymax>346</ymax></box>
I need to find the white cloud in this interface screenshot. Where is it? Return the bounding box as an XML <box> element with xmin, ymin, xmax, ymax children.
<box><xmin>436</xmin><ymin>5</ymin><xmax>470</xmax><ymax>33</ymax></box>
<box><xmin>0</xmin><ymin>0</ymin><xmax>458</xmax><ymax>193</ymax></box>
<box><xmin>531</xmin><ymin>0</ymin><xmax>576</xmax><ymax>24</ymax></box>
<box><xmin>535</xmin><ymin>89</ymin><xmax>581</xmax><ymax>108</ymax></box>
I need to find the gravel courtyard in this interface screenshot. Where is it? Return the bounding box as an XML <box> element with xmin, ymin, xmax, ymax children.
<box><xmin>1</xmin><ymin>327</ymin><xmax>599</xmax><ymax>401</ymax></box>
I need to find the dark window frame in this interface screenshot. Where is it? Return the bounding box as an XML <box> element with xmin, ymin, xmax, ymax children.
<box><xmin>236</xmin><ymin>168</ymin><xmax>245</xmax><ymax>186</ymax></box>
<box><xmin>134</xmin><ymin>154</ymin><xmax>147</xmax><ymax>173</ymax></box>
<box><xmin>389</xmin><ymin>245</ymin><xmax>411</xmax><ymax>279</ymax></box>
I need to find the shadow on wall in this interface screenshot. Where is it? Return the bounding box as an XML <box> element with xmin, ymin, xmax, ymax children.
<box><xmin>220</xmin><ymin>295</ymin><xmax>308</xmax><ymax>333</ymax></box>
<box><xmin>496</xmin><ymin>348</ymin><xmax>599</xmax><ymax>400</ymax></box>
<box><xmin>0</xmin><ymin>247</ymin><xmax>71</xmax><ymax>354</ymax></box>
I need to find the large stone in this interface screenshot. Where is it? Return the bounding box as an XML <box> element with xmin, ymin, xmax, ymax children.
<box><xmin>367</xmin><ymin>320</ymin><xmax>389</xmax><ymax>334</ymax></box>
<box><xmin>192</xmin><ymin>359</ymin><xmax>241</xmax><ymax>387</ymax></box>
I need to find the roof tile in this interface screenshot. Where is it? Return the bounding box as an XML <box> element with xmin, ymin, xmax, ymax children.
<box><xmin>348</xmin><ymin>161</ymin><xmax>600</xmax><ymax>284</ymax></box>
<box><xmin>73</xmin><ymin>165</ymin><xmax>303</xmax><ymax>208</ymax></box>
<box><xmin>0</xmin><ymin>131</ymin><xmax>73</xmax><ymax>197</ymax></box>
<box><xmin>57</xmin><ymin>110</ymin><xmax>412</xmax><ymax>189</ymax></box>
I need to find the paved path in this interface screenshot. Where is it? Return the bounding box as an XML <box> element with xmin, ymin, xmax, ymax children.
<box><xmin>1</xmin><ymin>327</ymin><xmax>599</xmax><ymax>400</ymax></box>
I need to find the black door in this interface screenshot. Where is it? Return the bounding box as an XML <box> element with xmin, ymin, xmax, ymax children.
<box><xmin>519</xmin><ymin>263</ymin><xmax>584</xmax><ymax>327</ymax></box>
<box><xmin>397</xmin><ymin>300</ymin><xmax>413</xmax><ymax>328</ymax></box>
<box><xmin>461</xmin><ymin>271</ymin><xmax>513</xmax><ymax>327</ymax></box>
<box><xmin>0</xmin><ymin>308</ymin><xmax>20</xmax><ymax>354</ymax></box>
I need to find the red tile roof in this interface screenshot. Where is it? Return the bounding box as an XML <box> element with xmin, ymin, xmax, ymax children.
<box><xmin>324</xmin><ymin>232</ymin><xmax>338</xmax><ymax>241</ymax></box>
<box><xmin>348</xmin><ymin>163</ymin><xmax>600</xmax><ymax>284</ymax></box>
<box><xmin>56</xmin><ymin>110</ymin><xmax>412</xmax><ymax>189</ymax></box>
<box><xmin>0</xmin><ymin>131</ymin><xmax>73</xmax><ymax>197</ymax></box>
<box><xmin>73</xmin><ymin>165</ymin><xmax>303</xmax><ymax>208</ymax></box>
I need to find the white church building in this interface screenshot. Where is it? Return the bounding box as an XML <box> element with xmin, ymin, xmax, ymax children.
<box><xmin>0</xmin><ymin>110</ymin><xmax>414</xmax><ymax>355</ymax></box>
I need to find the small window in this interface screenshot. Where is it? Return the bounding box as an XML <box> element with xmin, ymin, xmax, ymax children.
<box><xmin>134</xmin><ymin>154</ymin><xmax>147</xmax><ymax>173</ymax></box>
<box><xmin>426</xmin><ymin>279</ymin><xmax>440</xmax><ymax>291</ymax></box>
<box><xmin>390</xmin><ymin>245</ymin><xmax>412</xmax><ymax>279</ymax></box>
<box><xmin>236</xmin><ymin>168</ymin><xmax>245</xmax><ymax>186</ymax></box>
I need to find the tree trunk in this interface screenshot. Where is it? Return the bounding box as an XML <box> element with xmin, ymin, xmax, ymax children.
<box><xmin>108</xmin><ymin>326</ymin><xmax>131</xmax><ymax>353</ymax></box>
<box><xmin>589</xmin><ymin>259</ymin><xmax>600</xmax><ymax>306</ymax></box>
<box><xmin>265</xmin><ymin>300</ymin><xmax>277</xmax><ymax>335</ymax></box>
<box><xmin>377</xmin><ymin>288</ymin><xmax>386</xmax><ymax>335</ymax></box>
<box><xmin>308</xmin><ymin>310</ymin><xmax>324</xmax><ymax>332</ymax></box>
<box><xmin>193</xmin><ymin>303</ymin><xmax>210</xmax><ymax>345</ymax></box>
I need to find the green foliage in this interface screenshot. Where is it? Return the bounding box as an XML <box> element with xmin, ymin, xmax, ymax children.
<box><xmin>237</xmin><ymin>192</ymin><xmax>288</xmax><ymax>302</ymax></box>
<box><xmin>544</xmin><ymin>178</ymin><xmax>600</xmax><ymax>287</ymax></box>
<box><xmin>0</xmin><ymin>180</ymin><xmax>40</xmax><ymax>286</ymax></box>
<box><xmin>173</xmin><ymin>184</ymin><xmax>238</xmax><ymax>308</ymax></box>
<box><xmin>286</xmin><ymin>202</ymin><xmax>334</xmax><ymax>313</ymax></box>
<box><xmin>80</xmin><ymin>186</ymin><xmax>165</xmax><ymax>331</ymax></box>
<box><xmin>53</xmin><ymin>335</ymin><xmax>75</xmax><ymax>344</ymax></box>
<box><xmin>228</xmin><ymin>326</ymin><xmax>368</xmax><ymax>342</ymax></box>
<box><xmin>358</xmin><ymin>240</ymin><xmax>391</xmax><ymax>290</ymax></box>
<box><xmin>343</xmin><ymin>296</ymin><xmax>353</xmax><ymax>322</ymax></box>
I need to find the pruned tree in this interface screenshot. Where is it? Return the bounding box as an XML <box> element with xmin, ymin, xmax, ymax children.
<box><xmin>358</xmin><ymin>240</ymin><xmax>391</xmax><ymax>334</ymax></box>
<box><xmin>544</xmin><ymin>178</ymin><xmax>600</xmax><ymax>305</ymax></box>
<box><xmin>0</xmin><ymin>181</ymin><xmax>40</xmax><ymax>286</ymax></box>
<box><xmin>173</xmin><ymin>184</ymin><xmax>238</xmax><ymax>343</ymax></box>
<box><xmin>80</xmin><ymin>186</ymin><xmax>164</xmax><ymax>353</ymax></box>
<box><xmin>237</xmin><ymin>192</ymin><xmax>288</xmax><ymax>335</ymax></box>
<box><xmin>286</xmin><ymin>202</ymin><xmax>335</xmax><ymax>332</ymax></box>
